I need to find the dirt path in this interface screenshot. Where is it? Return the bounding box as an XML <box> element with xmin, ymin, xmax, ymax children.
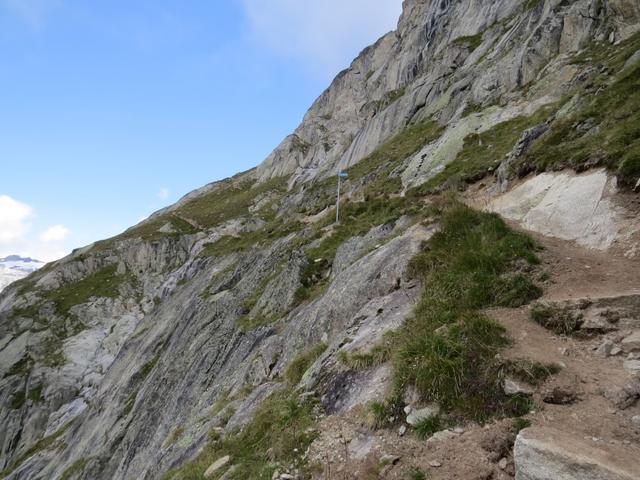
<box><xmin>531</xmin><ymin>230</ymin><xmax>640</xmax><ymax>301</ymax></box>
<box><xmin>307</xmin><ymin>211</ymin><xmax>640</xmax><ymax>479</ymax></box>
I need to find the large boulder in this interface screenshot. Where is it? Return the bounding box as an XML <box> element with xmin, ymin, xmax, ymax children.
<box><xmin>514</xmin><ymin>427</ymin><xmax>640</xmax><ymax>480</ymax></box>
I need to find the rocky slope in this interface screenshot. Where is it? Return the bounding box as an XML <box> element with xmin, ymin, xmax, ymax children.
<box><xmin>1</xmin><ymin>1</ymin><xmax>640</xmax><ymax>479</ymax></box>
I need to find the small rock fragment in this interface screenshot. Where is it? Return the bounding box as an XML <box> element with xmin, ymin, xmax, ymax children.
<box><xmin>204</xmin><ymin>456</ymin><xmax>231</xmax><ymax>478</ymax></box>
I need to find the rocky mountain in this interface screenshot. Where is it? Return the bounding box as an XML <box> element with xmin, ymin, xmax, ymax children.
<box><xmin>1</xmin><ymin>1</ymin><xmax>640</xmax><ymax>479</ymax></box>
<box><xmin>0</xmin><ymin>257</ymin><xmax>44</xmax><ymax>293</ymax></box>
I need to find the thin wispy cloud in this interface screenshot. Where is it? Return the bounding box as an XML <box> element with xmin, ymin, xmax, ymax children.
<box><xmin>1</xmin><ymin>0</ymin><xmax>62</xmax><ymax>30</ymax></box>
<box><xmin>240</xmin><ymin>0</ymin><xmax>403</xmax><ymax>78</ymax></box>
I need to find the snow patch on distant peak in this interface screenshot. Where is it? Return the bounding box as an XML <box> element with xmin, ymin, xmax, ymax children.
<box><xmin>0</xmin><ymin>255</ymin><xmax>45</xmax><ymax>292</ymax></box>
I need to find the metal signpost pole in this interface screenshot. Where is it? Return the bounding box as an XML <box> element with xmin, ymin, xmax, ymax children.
<box><xmin>336</xmin><ymin>172</ymin><xmax>348</xmax><ymax>224</ymax></box>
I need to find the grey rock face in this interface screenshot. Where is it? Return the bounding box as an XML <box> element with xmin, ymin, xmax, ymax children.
<box><xmin>256</xmin><ymin>0</ymin><xmax>635</xmax><ymax>188</ymax></box>
<box><xmin>514</xmin><ymin>427</ymin><xmax>639</xmax><ymax>480</ymax></box>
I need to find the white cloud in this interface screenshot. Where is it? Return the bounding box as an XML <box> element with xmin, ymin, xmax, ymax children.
<box><xmin>157</xmin><ymin>188</ymin><xmax>170</xmax><ymax>200</ymax></box>
<box><xmin>39</xmin><ymin>225</ymin><xmax>71</xmax><ymax>242</ymax></box>
<box><xmin>240</xmin><ymin>0</ymin><xmax>403</xmax><ymax>78</ymax></box>
<box><xmin>0</xmin><ymin>195</ymin><xmax>71</xmax><ymax>262</ymax></box>
<box><xmin>1</xmin><ymin>0</ymin><xmax>62</xmax><ymax>30</ymax></box>
<box><xmin>0</xmin><ymin>195</ymin><xmax>33</xmax><ymax>243</ymax></box>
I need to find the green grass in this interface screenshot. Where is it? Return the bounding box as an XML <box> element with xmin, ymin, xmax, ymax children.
<box><xmin>387</xmin><ymin>202</ymin><xmax>542</xmax><ymax>422</ymax></box>
<box><xmin>162</xmin><ymin>390</ymin><xmax>318</xmax><ymax>480</ymax></box>
<box><xmin>10</xmin><ymin>389</ymin><xmax>26</xmax><ymax>410</ymax></box>
<box><xmin>502</xmin><ymin>359</ymin><xmax>561</xmax><ymax>386</ymax></box>
<box><xmin>295</xmin><ymin>196</ymin><xmax>432</xmax><ymax>303</ymax></box>
<box><xmin>284</xmin><ymin>343</ymin><xmax>328</xmax><ymax>386</ymax></box>
<box><xmin>176</xmin><ymin>176</ymin><xmax>288</xmax><ymax>229</ymax></box>
<box><xmin>530</xmin><ymin>303</ymin><xmax>584</xmax><ymax>335</ymax></box>
<box><xmin>415</xmin><ymin>105</ymin><xmax>555</xmax><ymax>194</ymax></box>
<box><xmin>367</xmin><ymin>87</ymin><xmax>407</xmax><ymax>114</ymax></box>
<box><xmin>47</xmin><ymin>265</ymin><xmax>131</xmax><ymax>315</ymax></box>
<box><xmin>512</xmin><ymin>417</ymin><xmax>531</xmax><ymax>433</ymax></box>
<box><xmin>27</xmin><ymin>384</ymin><xmax>43</xmax><ymax>403</ymax></box>
<box><xmin>122</xmin><ymin>391</ymin><xmax>137</xmax><ymax>417</ymax></box>
<box><xmin>452</xmin><ymin>32</ymin><xmax>483</xmax><ymax>51</ymax></box>
<box><xmin>366</xmin><ymin>401</ymin><xmax>391</xmax><ymax>429</ymax></box>
<box><xmin>407</xmin><ymin>467</ymin><xmax>428</xmax><ymax>480</ymax></box>
<box><xmin>60</xmin><ymin>458</ymin><xmax>90</xmax><ymax>480</ymax></box>
<box><xmin>414</xmin><ymin>415</ymin><xmax>445</xmax><ymax>440</ymax></box>
<box><xmin>511</xmin><ymin>35</ymin><xmax>640</xmax><ymax>188</ymax></box>
<box><xmin>140</xmin><ymin>356</ymin><xmax>159</xmax><ymax>378</ymax></box>
<box><xmin>337</xmin><ymin>341</ymin><xmax>393</xmax><ymax>371</ymax></box>
<box><xmin>199</xmin><ymin>218</ymin><xmax>304</xmax><ymax>259</ymax></box>
<box><xmin>346</xmin><ymin>120</ymin><xmax>443</xmax><ymax>196</ymax></box>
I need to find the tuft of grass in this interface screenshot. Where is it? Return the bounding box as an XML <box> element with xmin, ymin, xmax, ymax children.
<box><xmin>140</xmin><ymin>356</ymin><xmax>159</xmax><ymax>378</ymax></box>
<box><xmin>365</xmin><ymin>400</ymin><xmax>396</xmax><ymax>430</ymax></box>
<box><xmin>530</xmin><ymin>303</ymin><xmax>583</xmax><ymax>335</ymax></box>
<box><xmin>165</xmin><ymin>427</ymin><xmax>185</xmax><ymax>448</ymax></box>
<box><xmin>10</xmin><ymin>390</ymin><xmax>26</xmax><ymax>410</ymax></box>
<box><xmin>337</xmin><ymin>342</ymin><xmax>393</xmax><ymax>371</ymax></box>
<box><xmin>60</xmin><ymin>458</ymin><xmax>90</xmax><ymax>480</ymax></box>
<box><xmin>452</xmin><ymin>32</ymin><xmax>483</xmax><ymax>51</ymax></box>
<box><xmin>27</xmin><ymin>384</ymin><xmax>43</xmax><ymax>403</ymax></box>
<box><xmin>407</xmin><ymin>467</ymin><xmax>428</xmax><ymax>480</ymax></box>
<box><xmin>161</xmin><ymin>390</ymin><xmax>318</xmax><ymax>480</ymax></box>
<box><xmin>413</xmin><ymin>415</ymin><xmax>445</xmax><ymax>440</ymax></box>
<box><xmin>284</xmin><ymin>343</ymin><xmax>328</xmax><ymax>386</ymax></box>
<box><xmin>391</xmin><ymin>202</ymin><xmax>541</xmax><ymax>422</ymax></box>
<box><xmin>503</xmin><ymin>359</ymin><xmax>561</xmax><ymax>386</ymax></box>
<box><xmin>122</xmin><ymin>391</ymin><xmax>137</xmax><ymax>417</ymax></box>
<box><xmin>512</xmin><ymin>417</ymin><xmax>531</xmax><ymax>433</ymax></box>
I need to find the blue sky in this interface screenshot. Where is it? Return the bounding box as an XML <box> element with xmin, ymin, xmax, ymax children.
<box><xmin>0</xmin><ymin>0</ymin><xmax>402</xmax><ymax>261</ymax></box>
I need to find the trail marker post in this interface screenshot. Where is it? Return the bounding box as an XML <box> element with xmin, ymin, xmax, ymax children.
<box><xmin>336</xmin><ymin>171</ymin><xmax>348</xmax><ymax>223</ymax></box>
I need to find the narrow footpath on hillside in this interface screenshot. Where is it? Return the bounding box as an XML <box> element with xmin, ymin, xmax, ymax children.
<box><xmin>307</xmin><ymin>207</ymin><xmax>640</xmax><ymax>480</ymax></box>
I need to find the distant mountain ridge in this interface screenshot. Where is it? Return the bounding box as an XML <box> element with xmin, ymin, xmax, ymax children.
<box><xmin>0</xmin><ymin>255</ymin><xmax>44</xmax><ymax>292</ymax></box>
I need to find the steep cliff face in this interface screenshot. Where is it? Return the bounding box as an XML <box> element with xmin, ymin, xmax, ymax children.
<box><xmin>1</xmin><ymin>1</ymin><xmax>640</xmax><ymax>479</ymax></box>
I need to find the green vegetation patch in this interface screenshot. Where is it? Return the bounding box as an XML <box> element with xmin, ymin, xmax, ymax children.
<box><xmin>388</xmin><ymin>203</ymin><xmax>541</xmax><ymax>423</ymax></box>
<box><xmin>176</xmin><ymin>176</ymin><xmax>288</xmax><ymax>229</ymax></box>
<box><xmin>162</xmin><ymin>390</ymin><xmax>318</xmax><ymax>480</ymax></box>
<box><xmin>415</xmin><ymin>105</ymin><xmax>555</xmax><ymax>194</ymax></box>
<box><xmin>513</xmin><ymin>34</ymin><xmax>640</xmax><ymax>188</ymax></box>
<box><xmin>502</xmin><ymin>359</ymin><xmax>562</xmax><ymax>386</ymax></box>
<box><xmin>295</xmin><ymin>196</ymin><xmax>433</xmax><ymax>304</ymax></box>
<box><xmin>60</xmin><ymin>458</ymin><xmax>90</xmax><ymax>480</ymax></box>
<box><xmin>346</xmin><ymin>120</ymin><xmax>443</xmax><ymax>196</ymax></box>
<box><xmin>284</xmin><ymin>343</ymin><xmax>328</xmax><ymax>386</ymax></box>
<box><xmin>452</xmin><ymin>32</ymin><xmax>483</xmax><ymax>51</ymax></box>
<box><xmin>46</xmin><ymin>265</ymin><xmax>130</xmax><ymax>316</ymax></box>
<box><xmin>530</xmin><ymin>303</ymin><xmax>584</xmax><ymax>335</ymax></box>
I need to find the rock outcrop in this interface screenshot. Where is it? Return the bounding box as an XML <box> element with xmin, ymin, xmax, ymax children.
<box><xmin>514</xmin><ymin>427</ymin><xmax>639</xmax><ymax>480</ymax></box>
